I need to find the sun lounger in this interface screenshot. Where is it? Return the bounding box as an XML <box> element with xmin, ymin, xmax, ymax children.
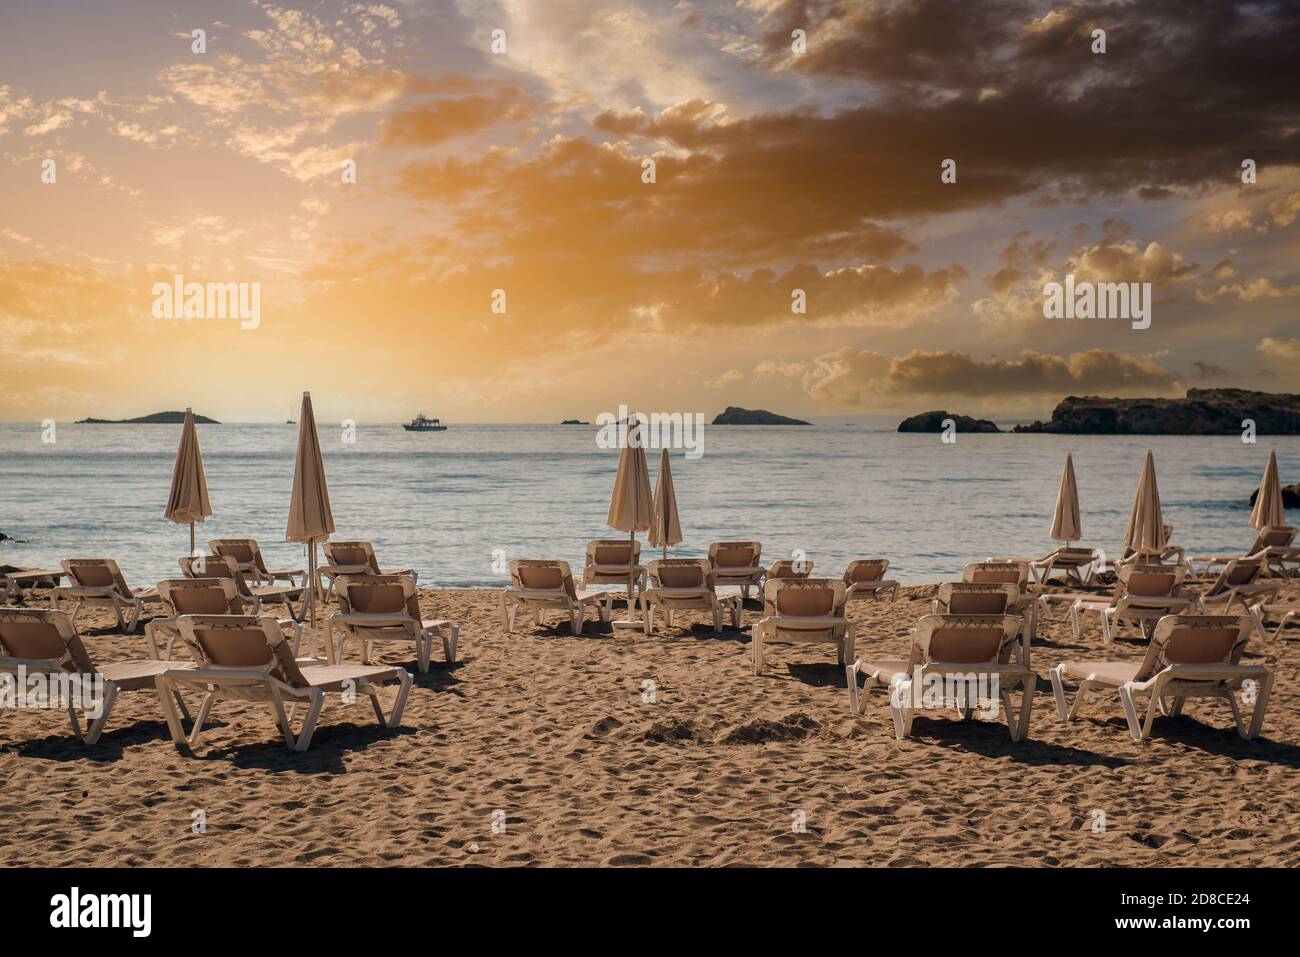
<box><xmin>147</xmin><ymin>578</ymin><xmax>301</xmax><ymax>661</ymax></box>
<box><xmin>180</xmin><ymin>555</ymin><xmax>305</xmax><ymax>623</ymax></box>
<box><xmin>1115</xmin><ymin>524</ymin><xmax>1188</xmax><ymax>572</ymax></box>
<box><xmin>318</xmin><ymin>541</ymin><xmax>417</xmax><ymax>602</ymax></box>
<box><xmin>1067</xmin><ymin>563</ymin><xmax>1195</xmax><ymax>643</ymax></box>
<box><xmin>842</xmin><ymin>559</ymin><xmax>900</xmax><ymax>603</ymax></box>
<box><xmin>845</xmin><ymin>613</ymin><xmax>1033</xmax><ymax>741</ymax></box>
<box><xmin>53</xmin><ymin>558</ymin><xmax>163</xmax><ymax>632</ymax></box>
<box><xmin>766</xmin><ymin>558</ymin><xmax>813</xmax><ymax>581</ymax></box>
<box><xmin>931</xmin><ymin>582</ymin><xmax>1028</xmax><ymax>662</ymax></box>
<box><xmin>1191</xmin><ymin>557</ymin><xmax>1281</xmax><ymax>614</ymax></box>
<box><xmin>156</xmin><ymin>614</ymin><xmax>412</xmax><ymax>752</ymax></box>
<box><xmin>582</xmin><ymin>539</ymin><xmax>647</xmax><ymax>603</ymax></box>
<box><xmin>962</xmin><ymin>559</ymin><xmax>1031</xmax><ymax>590</ymax></box>
<box><xmin>751</xmin><ymin>578</ymin><xmax>855</xmax><ymax>674</ymax></box>
<box><xmin>708</xmin><ymin>541</ymin><xmax>765</xmax><ymax>602</ymax></box>
<box><xmin>331</xmin><ymin>574</ymin><xmax>458</xmax><ymax>672</ymax></box>
<box><xmin>1246</xmin><ymin>601</ymin><xmax>1299</xmax><ymax>642</ymax></box>
<box><xmin>641</xmin><ymin>558</ymin><xmax>742</xmax><ymax>635</ymax></box>
<box><xmin>502</xmin><ymin>560</ymin><xmax>610</xmax><ymax>635</ymax></box>
<box><xmin>0</xmin><ymin>607</ymin><xmax>193</xmax><ymax>745</ymax></box>
<box><xmin>208</xmin><ymin>538</ymin><xmax>304</xmax><ymax>587</ymax></box>
<box><xmin>1049</xmin><ymin>614</ymin><xmax>1270</xmax><ymax>741</ymax></box>
<box><xmin>1190</xmin><ymin>525</ymin><xmax>1299</xmax><ymax>579</ymax></box>
<box><xmin>1031</xmin><ymin>546</ymin><xmax>1102</xmax><ymax>585</ymax></box>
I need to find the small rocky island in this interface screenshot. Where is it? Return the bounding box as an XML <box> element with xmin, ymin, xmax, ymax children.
<box><xmin>711</xmin><ymin>407</ymin><xmax>811</xmax><ymax>425</ymax></box>
<box><xmin>1013</xmin><ymin>389</ymin><xmax>1300</xmax><ymax>434</ymax></box>
<box><xmin>77</xmin><ymin>411</ymin><xmax>221</xmax><ymax>424</ymax></box>
<box><xmin>897</xmin><ymin>411</ymin><xmax>1001</xmax><ymax>433</ymax></box>
<box><xmin>560</xmin><ymin>419</ymin><xmax>590</xmax><ymax>425</ymax></box>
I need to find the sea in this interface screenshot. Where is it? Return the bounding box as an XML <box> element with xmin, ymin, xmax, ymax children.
<box><xmin>0</xmin><ymin>421</ymin><xmax>1296</xmax><ymax>588</ymax></box>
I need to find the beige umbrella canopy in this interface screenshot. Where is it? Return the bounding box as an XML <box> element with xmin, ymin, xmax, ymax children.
<box><xmin>286</xmin><ymin>392</ymin><xmax>335</xmax><ymax>626</ymax></box>
<box><xmin>607</xmin><ymin>416</ymin><xmax>653</xmax><ymax>622</ymax></box>
<box><xmin>164</xmin><ymin>407</ymin><xmax>213</xmax><ymax>554</ymax></box>
<box><xmin>649</xmin><ymin>447</ymin><xmax>683</xmax><ymax>559</ymax></box>
<box><xmin>1123</xmin><ymin>450</ymin><xmax>1167</xmax><ymax>557</ymax></box>
<box><xmin>1049</xmin><ymin>453</ymin><xmax>1082</xmax><ymax>545</ymax></box>
<box><xmin>1249</xmin><ymin>449</ymin><xmax>1287</xmax><ymax>531</ymax></box>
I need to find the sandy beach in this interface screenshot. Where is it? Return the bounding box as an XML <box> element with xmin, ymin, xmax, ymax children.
<box><xmin>2</xmin><ymin>580</ymin><xmax>1296</xmax><ymax>868</ymax></box>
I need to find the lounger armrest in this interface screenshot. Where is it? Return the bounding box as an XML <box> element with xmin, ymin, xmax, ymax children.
<box><xmin>333</xmin><ymin>612</ymin><xmax>414</xmax><ymax>627</ymax></box>
<box><xmin>755</xmin><ymin>614</ymin><xmax>851</xmax><ymax>631</ymax></box>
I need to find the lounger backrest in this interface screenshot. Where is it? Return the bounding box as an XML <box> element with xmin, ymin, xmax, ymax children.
<box><xmin>764</xmin><ymin>578</ymin><xmax>845</xmax><ymax>618</ymax></box>
<box><xmin>337</xmin><ymin>575</ymin><xmax>419</xmax><ymax>620</ymax></box>
<box><xmin>843</xmin><ymin>559</ymin><xmax>889</xmax><ymax>583</ymax></box>
<box><xmin>1215</xmin><ymin>558</ymin><xmax>1262</xmax><ymax>591</ymax></box>
<box><xmin>586</xmin><ymin>540</ymin><xmax>640</xmax><ymax>567</ymax></box>
<box><xmin>710</xmin><ymin>542</ymin><xmax>761</xmax><ymax>569</ymax></box>
<box><xmin>510</xmin><ymin>560</ymin><xmax>577</xmax><ymax>600</ymax></box>
<box><xmin>324</xmin><ymin>541</ymin><xmax>380</xmax><ymax>572</ymax></box>
<box><xmin>768</xmin><ymin>559</ymin><xmax>813</xmax><ymax>580</ymax></box>
<box><xmin>210</xmin><ymin>539</ymin><xmax>257</xmax><ymax>566</ymax></box>
<box><xmin>1135</xmin><ymin>615</ymin><xmax>1252</xmax><ymax>682</ymax></box>
<box><xmin>177</xmin><ymin>615</ymin><xmax>306</xmax><ymax>686</ymax></box>
<box><xmin>962</xmin><ymin>561</ymin><xmax>1028</xmax><ymax>588</ymax></box>
<box><xmin>937</xmin><ymin>582</ymin><xmax>1017</xmax><ymax>615</ymax></box>
<box><xmin>0</xmin><ymin>608</ymin><xmax>95</xmax><ymax>672</ymax></box>
<box><xmin>911</xmin><ymin>614</ymin><xmax>1021</xmax><ymax>669</ymax></box>
<box><xmin>158</xmin><ymin>578</ymin><xmax>243</xmax><ymax>616</ymax></box>
<box><xmin>1260</xmin><ymin>526</ymin><xmax>1297</xmax><ymax>548</ymax></box>
<box><xmin>1118</xmin><ymin>563</ymin><xmax>1183</xmax><ymax>597</ymax></box>
<box><xmin>61</xmin><ymin>558</ymin><xmax>131</xmax><ymax>596</ymax></box>
<box><xmin>180</xmin><ymin>555</ymin><xmax>256</xmax><ymax>598</ymax></box>
<box><xmin>650</xmin><ymin>559</ymin><xmax>709</xmax><ymax>589</ymax></box>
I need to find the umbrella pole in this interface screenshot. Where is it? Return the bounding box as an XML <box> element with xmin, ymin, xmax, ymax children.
<box><xmin>190</xmin><ymin>522</ymin><xmax>195</xmax><ymax>555</ymax></box>
<box><xmin>307</xmin><ymin>542</ymin><xmax>317</xmax><ymax>657</ymax></box>
<box><xmin>628</xmin><ymin>529</ymin><xmax>636</xmax><ymax>619</ymax></box>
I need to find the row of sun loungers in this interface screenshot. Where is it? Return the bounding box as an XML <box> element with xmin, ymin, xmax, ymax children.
<box><xmin>3</xmin><ymin>531</ymin><xmax>1297</xmax><ymax>754</ymax></box>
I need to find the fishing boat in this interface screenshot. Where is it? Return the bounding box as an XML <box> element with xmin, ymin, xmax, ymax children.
<box><xmin>403</xmin><ymin>414</ymin><xmax>447</xmax><ymax>432</ymax></box>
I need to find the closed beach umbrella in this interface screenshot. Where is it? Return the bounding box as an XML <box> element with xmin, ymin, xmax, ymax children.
<box><xmin>1249</xmin><ymin>449</ymin><xmax>1287</xmax><ymax>530</ymax></box>
<box><xmin>607</xmin><ymin>416</ymin><xmax>653</xmax><ymax>621</ymax></box>
<box><xmin>286</xmin><ymin>392</ymin><xmax>335</xmax><ymax>628</ymax></box>
<box><xmin>649</xmin><ymin>447</ymin><xmax>683</xmax><ymax>559</ymax></box>
<box><xmin>164</xmin><ymin>408</ymin><xmax>212</xmax><ymax>554</ymax></box>
<box><xmin>1049</xmin><ymin>453</ymin><xmax>1082</xmax><ymax>545</ymax></box>
<box><xmin>1123</xmin><ymin>450</ymin><xmax>1167</xmax><ymax>557</ymax></box>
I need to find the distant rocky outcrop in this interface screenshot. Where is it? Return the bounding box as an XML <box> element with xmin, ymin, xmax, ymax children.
<box><xmin>77</xmin><ymin>411</ymin><xmax>220</xmax><ymax>424</ymax></box>
<box><xmin>1250</xmin><ymin>483</ymin><xmax>1300</xmax><ymax>508</ymax></box>
<box><xmin>897</xmin><ymin>411</ymin><xmax>1001</xmax><ymax>433</ymax></box>
<box><xmin>712</xmin><ymin>407</ymin><xmax>811</xmax><ymax>425</ymax></box>
<box><xmin>560</xmin><ymin>419</ymin><xmax>590</xmax><ymax>425</ymax></box>
<box><xmin>1013</xmin><ymin>389</ymin><xmax>1300</xmax><ymax>434</ymax></box>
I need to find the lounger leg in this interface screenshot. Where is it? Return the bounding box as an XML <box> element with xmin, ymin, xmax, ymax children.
<box><xmin>82</xmin><ymin>682</ymin><xmax>119</xmax><ymax>745</ymax></box>
<box><xmin>418</xmin><ymin>631</ymin><xmax>432</xmax><ymax>673</ymax></box>
<box><xmin>713</xmin><ymin>605</ymin><xmax>722</xmax><ymax>633</ymax></box>
<box><xmin>1101</xmin><ymin>610</ymin><xmax>1114</xmax><ymax>645</ymax></box>
<box><xmin>292</xmin><ymin>691</ymin><xmax>325</xmax><ymax>751</ymax></box>
<box><xmin>751</xmin><ymin>624</ymin><xmax>764</xmax><ymax>674</ymax></box>
<box><xmin>171</xmin><ymin>689</ymin><xmax>192</xmax><ymax>722</ymax></box>
<box><xmin>845</xmin><ymin>660</ymin><xmax>862</xmax><ymax>714</ymax></box>
<box><xmin>366</xmin><ymin>684</ymin><xmax>386</xmax><ymax>724</ymax></box>
<box><xmin>841</xmin><ymin>623</ymin><xmax>856</xmax><ymax>668</ymax></box>
<box><xmin>1049</xmin><ymin>665</ymin><xmax>1070</xmax><ymax>720</ymax></box>
<box><xmin>889</xmin><ymin>677</ymin><xmax>914</xmax><ymax>740</ymax></box>
<box><xmin>1069</xmin><ymin>601</ymin><xmax>1081</xmax><ymax>639</ymax></box>
<box><xmin>387</xmin><ymin>670</ymin><xmax>413</xmax><ymax>728</ymax></box>
<box><xmin>269</xmin><ymin>691</ymin><xmax>297</xmax><ymax>749</ymax></box>
<box><xmin>442</xmin><ymin>624</ymin><xmax>458</xmax><ymax>663</ymax></box>
<box><xmin>1002</xmin><ymin>678</ymin><xmax>1033</xmax><ymax>741</ymax></box>
<box><xmin>155</xmin><ymin>677</ymin><xmax>190</xmax><ymax>748</ymax></box>
<box><xmin>190</xmin><ymin>691</ymin><xmax>216</xmax><ymax>746</ymax></box>
<box><xmin>570</xmin><ymin>609</ymin><xmax>582</xmax><ymax>635</ymax></box>
<box><xmin>1244</xmin><ymin>673</ymin><xmax>1273</xmax><ymax>739</ymax></box>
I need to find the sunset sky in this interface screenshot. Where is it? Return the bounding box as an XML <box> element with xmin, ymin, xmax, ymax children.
<box><xmin>1</xmin><ymin>0</ymin><xmax>1297</xmax><ymax>423</ymax></box>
